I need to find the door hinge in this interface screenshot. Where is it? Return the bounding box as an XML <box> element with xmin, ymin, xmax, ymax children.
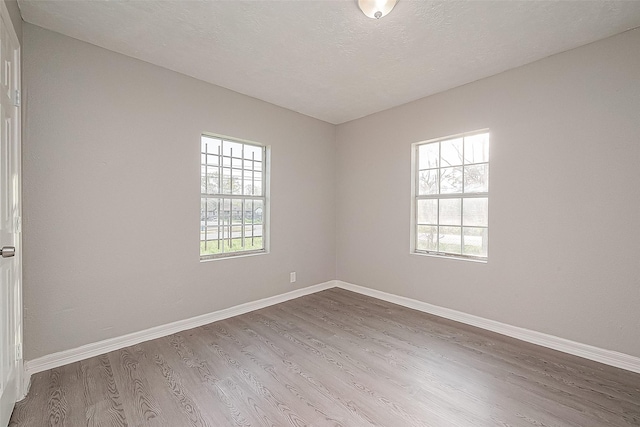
<box><xmin>16</xmin><ymin>343</ymin><xmax>22</xmax><ymax>360</ymax></box>
<box><xmin>14</xmin><ymin>89</ymin><xmax>20</xmax><ymax>107</ymax></box>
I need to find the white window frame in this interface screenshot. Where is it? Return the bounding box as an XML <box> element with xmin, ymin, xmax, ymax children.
<box><xmin>200</xmin><ymin>133</ymin><xmax>269</xmax><ymax>261</ymax></box>
<box><xmin>410</xmin><ymin>129</ymin><xmax>489</xmax><ymax>262</ymax></box>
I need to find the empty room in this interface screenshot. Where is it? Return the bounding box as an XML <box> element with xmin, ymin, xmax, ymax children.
<box><xmin>1</xmin><ymin>0</ymin><xmax>639</xmax><ymax>426</ymax></box>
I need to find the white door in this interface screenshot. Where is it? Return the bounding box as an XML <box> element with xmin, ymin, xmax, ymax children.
<box><xmin>0</xmin><ymin>2</ymin><xmax>21</xmax><ymax>426</ymax></box>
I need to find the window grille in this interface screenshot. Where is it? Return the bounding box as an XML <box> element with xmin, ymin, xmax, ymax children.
<box><xmin>200</xmin><ymin>134</ymin><xmax>268</xmax><ymax>259</ymax></box>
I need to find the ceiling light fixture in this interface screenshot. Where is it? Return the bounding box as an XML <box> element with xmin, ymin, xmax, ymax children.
<box><xmin>358</xmin><ymin>0</ymin><xmax>398</xmax><ymax>19</ymax></box>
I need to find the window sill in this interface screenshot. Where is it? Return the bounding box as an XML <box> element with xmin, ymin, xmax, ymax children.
<box><xmin>200</xmin><ymin>250</ymin><xmax>268</xmax><ymax>263</ymax></box>
<box><xmin>411</xmin><ymin>251</ymin><xmax>487</xmax><ymax>264</ymax></box>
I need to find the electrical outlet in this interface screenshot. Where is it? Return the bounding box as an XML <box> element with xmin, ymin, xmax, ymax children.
<box><xmin>290</xmin><ymin>272</ymin><xmax>296</xmax><ymax>283</ymax></box>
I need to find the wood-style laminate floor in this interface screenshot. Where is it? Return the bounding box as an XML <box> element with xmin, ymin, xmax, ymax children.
<box><xmin>10</xmin><ymin>288</ymin><xmax>640</xmax><ymax>426</ymax></box>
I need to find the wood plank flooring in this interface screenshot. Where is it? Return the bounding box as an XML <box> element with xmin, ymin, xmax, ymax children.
<box><xmin>10</xmin><ymin>288</ymin><xmax>640</xmax><ymax>426</ymax></box>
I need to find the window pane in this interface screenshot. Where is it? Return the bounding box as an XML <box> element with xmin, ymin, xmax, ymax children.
<box><xmin>252</xmin><ymin>200</ymin><xmax>264</xmax><ymax>224</ymax></box>
<box><xmin>463</xmin><ymin>197</ymin><xmax>488</xmax><ymax>227</ymax></box>
<box><xmin>220</xmin><ymin>223</ymin><xmax>230</xmax><ymax>241</ymax></box>
<box><xmin>200</xmin><ymin>166</ymin><xmax>208</xmax><ymax>194</ymax></box>
<box><xmin>221</xmin><ymin>198</ymin><xmax>231</xmax><ymax>224</ymax></box>
<box><xmin>200</xmin><ymin>225</ymin><xmax>221</xmax><ymax>245</ymax></box>
<box><xmin>202</xmin><ymin>153</ymin><xmax>219</xmax><ymax>166</ymax></box>
<box><xmin>463</xmin><ymin>227</ymin><xmax>488</xmax><ymax>257</ymax></box>
<box><xmin>417</xmin><ymin>199</ymin><xmax>437</xmax><ymax>224</ymax></box>
<box><xmin>201</xmin><ymin>239</ymin><xmax>223</xmax><ymax>256</ymax></box>
<box><xmin>201</xmin><ymin>166</ymin><xmax>219</xmax><ymax>195</ymax></box>
<box><xmin>222</xmin><ymin>168</ymin><xmax>232</xmax><ymax>194</ymax></box>
<box><xmin>244</xmin><ymin>144</ymin><xmax>262</xmax><ymax>161</ymax></box>
<box><xmin>201</xmin><ymin>197</ymin><xmax>222</xmax><ymax>255</ymax></box>
<box><xmin>223</xmin><ymin>141</ymin><xmax>243</xmax><ymax>158</ymax></box>
<box><xmin>440</xmin><ymin>167</ymin><xmax>463</xmax><ymax>194</ymax></box>
<box><xmin>464</xmin><ymin>133</ymin><xmax>489</xmax><ymax>164</ymax></box>
<box><xmin>243</xmin><ymin>199</ymin><xmax>253</xmax><ymax>225</ymax></box>
<box><xmin>231</xmin><ymin>225</ymin><xmax>242</xmax><ymax>240</ymax></box>
<box><xmin>464</xmin><ymin>164</ymin><xmax>489</xmax><ymax>193</ymax></box>
<box><xmin>417</xmin><ymin>225</ymin><xmax>437</xmax><ymax>251</ymax></box>
<box><xmin>208</xmin><ymin>198</ymin><xmax>220</xmax><ymax>222</ymax></box>
<box><xmin>418</xmin><ymin>143</ymin><xmax>439</xmax><ymax>169</ymax></box>
<box><xmin>439</xmin><ymin>198</ymin><xmax>461</xmax><ymax>226</ymax></box>
<box><xmin>418</xmin><ymin>170</ymin><xmax>438</xmax><ymax>195</ymax></box>
<box><xmin>439</xmin><ymin>226</ymin><xmax>462</xmax><ymax>254</ymax></box>
<box><xmin>222</xmin><ymin>238</ymin><xmax>238</xmax><ymax>252</ymax></box>
<box><xmin>253</xmin><ymin>236</ymin><xmax>264</xmax><ymax>249</ymax></box>
<box><xmin>200</xmin><ymin>198</ymin><xmax>220</xmax><ymax>226</ymax></box>
<box><xmin>232</xmin><ymin>168</ymin><xmax>242</xmax><ymax>195</ymax></box>
<box><xmin>242</xmin><ymin>171</ymin><xmax>253</xmax><ymax>195</ymax></box>
<box><xmin>440</xmin><ymin>138</ymin><xmax>463</xmax><ymax>167</ymax></box>
<box><xmin>232</xmin><ymin>199</ymin><xmax>243</xmax><ymax>225</ymax></box>
<box><xmin>200</xmin><ymin>231</ymin><xmax>264</xmax><ymax>255</ymax></box>
<box><xmin>253</xmin><ymin>172</ymin><xmax>263</xmax><ymax>196</ymax></box>
<box><xmin>201</xmin><ymin>136</ymin><xmax>221</xmax><ymax>155</ymax></box>
<box><xmin>244</xmin><ymin>224</ymin><xmax>254</xmax><ymax>238</ymax></box>
<box><xmin>246</xmin><ymin>236</ymin><xmax>263</xmax><ymax>251</ymax></box>
<box><xmin>200</xmin><ymin>199</ymin><xmax>207</xmax><ymax>235</ymax></box>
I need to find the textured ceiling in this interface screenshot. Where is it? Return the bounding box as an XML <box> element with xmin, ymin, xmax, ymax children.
<box><xmin>17</xmin><ymin>1</ymin><xmax>640</xmax><ymax>124</ymax></box>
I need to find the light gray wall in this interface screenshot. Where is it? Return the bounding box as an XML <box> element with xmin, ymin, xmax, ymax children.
<box><xmin>336</xmin><ymin>28</ymin><xmax>640</xmax><ymax>358</ymax></box>
<box><xmin>3</xmin><ymin>0</ymin><xmax>21</xmax><ymax>43</ymax></box>
<box><xmin>22</xmin><ymin>24</ymin><xmax>336</xmax><ymax>360</ymax></box>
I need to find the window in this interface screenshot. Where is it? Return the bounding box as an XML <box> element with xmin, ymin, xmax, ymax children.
<box><xmin>412</xmin><ymin>130</ymin><xmax>489</xmax><ymax>261</ymax></box>
<box><xmin>200</xmin><ymin>134</ymin><xmax>268</xmax><ymax>260</ymax></box>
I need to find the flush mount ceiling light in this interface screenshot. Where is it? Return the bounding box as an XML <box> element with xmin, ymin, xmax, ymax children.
<box><xmin>358</xmin><ymin>0</ymin><xmax>398</xmax><ymax>19</ymax></box>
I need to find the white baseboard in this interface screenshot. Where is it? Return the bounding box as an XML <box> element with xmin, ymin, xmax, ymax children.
<box><xmin>22</xmin><ymin>278</ymin><xmax>640</xmax><ymax>397</ymax></box>
<box><xmin>336</xmin><ymin>281</ymin><xmax>640</xmax><ymax>374</ymax></box>
<box><xmin>23</xmin><ymin>280</ymin><xmax>337</xmax><ymax>383</ymax></box>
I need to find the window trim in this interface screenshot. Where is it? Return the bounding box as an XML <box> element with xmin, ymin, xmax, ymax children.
<box><xmin>410</xmin><ymin>129</ymin><xmax>489</xmax><ymax>262</ymax></box>
<box><xmin>200</xmin><ymin>132</ymin><xmax>270</xmax><ymax>261</ymax></box>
